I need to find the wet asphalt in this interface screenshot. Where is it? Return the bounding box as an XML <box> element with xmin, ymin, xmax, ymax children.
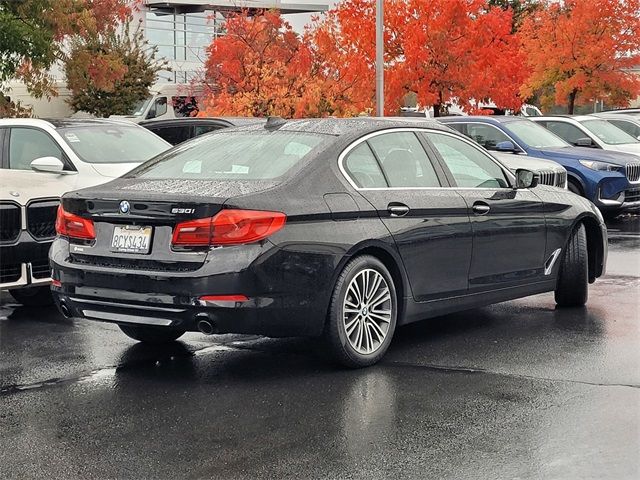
<box><xmin>1</xmin><ymin>216</ymin><xmax>639</xmax><ymax>479</ymax></box>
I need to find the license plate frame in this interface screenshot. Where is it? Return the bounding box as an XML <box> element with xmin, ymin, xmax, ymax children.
<box><xmin>110</xmin><ymin>225</ymin><xmax>153</xmax><ymax>254</ymax></box>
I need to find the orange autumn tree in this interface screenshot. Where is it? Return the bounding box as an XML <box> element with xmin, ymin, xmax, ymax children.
<box><xmin>202</xmin><ymin>2</ymin><xmax>526</xmax><ymax>117</ymax></box>
<box><xmin>306</xmin><ymin>0</ymin><xmax>527</xmax><ymax>116</ymax></box>
<box><xmin>395</xmin><ymin>0</ymin><xmax>527</xmax><ymax>116</ymax></box>
<box><xmin>202</xmin><ymin>11</ymin><xmax>313</xmax><ymax>117</ymax></box>
<box><xmin>519</xmin><ymin>0</ymin><xmax>640</xmax><ymax>113</ymax></box>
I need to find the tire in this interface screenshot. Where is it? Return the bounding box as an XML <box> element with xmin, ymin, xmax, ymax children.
<box><xmin>9</xmin><ymin>286</ymin><xmax>54</xmax><ymax>307</ymax></box>
<box><xmin>567</xmin><ymin>179</ymin><xmax>584</xmax><ymax>197</ymax></box>
<box><xmin>119</xmin><ymin>324</ymin><xmax>186</xmax><ymax>344</ymax></box>
<box><xmin>555</xmin><ymin>223</ymin><xmax>588</xmax><ymax>307</ymax></box>
<box><xmin>323</xmin><ymin>255</ymin><xmax>398</xmax><ymax>368</ymax></box>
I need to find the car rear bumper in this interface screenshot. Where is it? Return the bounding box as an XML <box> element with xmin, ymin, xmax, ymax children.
<box><xmin>49</xmin><ymin>238</ymin><xmax>332</xmax><ymax>337</ymax></box>
<box><xmin>0</xmin><ymin>231</ymin><xmax>52</xmax><ymax>290</ymax></box>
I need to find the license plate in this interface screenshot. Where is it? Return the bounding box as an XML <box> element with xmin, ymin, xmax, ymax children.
<box><xmin>110</xmin><ymin>225</ymin><xmax>152</xmax><ymax>254</ymax></box>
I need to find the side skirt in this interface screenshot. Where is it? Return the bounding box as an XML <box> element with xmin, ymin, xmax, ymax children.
<box><xmin>400</xmin><ymin>279</ymin><xmax>557</xmax><ymax>325</ymax></box>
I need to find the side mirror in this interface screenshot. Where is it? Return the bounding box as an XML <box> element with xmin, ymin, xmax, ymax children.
<box><xmin>575</xmin><ymin>137</ymin><xmax>596</xmax><ymax>147</ymax></box>
<box><xmin>30</xmin><ymin>156</ymin><xmax>65</xmax><ymax>173</ymax></box>
<box><xmin>495</xmin><ymin>140</ymin><xmax>517</xmax><ymax>152</ymax></box>
<box><xmin>515</xmin><ymin>169</ymin><xmax>538</xmax><ymax>189</ymax></box>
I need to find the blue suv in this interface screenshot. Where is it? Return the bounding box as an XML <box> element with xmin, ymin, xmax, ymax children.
<box><xmin>438</xmin><ymin>116</ymin><xmax>640</xmax><ymax>214</ymax></box>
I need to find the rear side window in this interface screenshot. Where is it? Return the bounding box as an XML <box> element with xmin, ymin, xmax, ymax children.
<box><xmin>427</xmin><ymin>132</ymin><xmax>509</xmax><ymax>188</ymax></box>
<box><xmin>368</xmin><ymin>132</ymin><xmax>440</xmax><ymax>187</ymax></box>
<box><xmin>194</xmin><ymin>124</ymin><xmax>223</xmax><ymax>136</ymax></box>
<box><xmin>343</xmin><ymin>142</ymin><xmax>387</xmax><ymax>188</ymax></box>
<box><xmin>608</xmin><ymin>120</ymin><xmax>640</xmax><ymax>139</ymax></box>
<box><xmin>541</xmin><ymin>121</ymin><xmax>585</xmax><ymax>145</ymax></box>
<box><xmin>463</xmin><ymin>123</ymin><xmax>511</xmax><ymax>150</ymax></box>
<box><xmin>130</xmin><ymin>131</ymin><xmax>328</xmax><ymax>181</ymax></box>
<box><xmin>151</xmin><ymin>125</ymin><xmax>192</xmax><ymax>145</ymax></box>
<box><xmin>9</xmin><ymin>128</ymin><xmax>63</xmax><ymax>170</ymax></box>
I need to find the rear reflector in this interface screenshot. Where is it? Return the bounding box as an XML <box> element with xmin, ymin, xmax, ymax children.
<box><xmin>199</xmin><ymin>295</ymin><xmax>249</xmax><ymax>302</ymax></box>
<box><xmin>172</xmin><ymin>209</ymin><xmax>286</xmax><ymax>247</ymax></box>
<box><xmin>55</xmin><ymin>205</ymin><xmax>96</xmax><ymax>240</ymax></box>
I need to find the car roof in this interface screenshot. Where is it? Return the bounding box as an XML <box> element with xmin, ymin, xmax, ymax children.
<box><xmin>533</xmin><ymin>115</ymin><xmax>607</xmax><ymax>122</ymax></box>
<box><xmin>436</xmin><ymin>115</ymin><xmax>527</xmax><ymax>125</ymax></box>
<box><xmin>601</xmin><ymin>108</ymin><xmax>640</xmax><ymax>114</ymax></box>
<box><xmin>0</xmin><ymin>117</ymin><xmax>141</xmax><ymax>129</ymax></box>
<box><xmin>226</xmin><ymin>117</ymin><xmax>451</xmax><ymax>136</ymax></box>
<box><xmin>592</xmin><ymin>112</ymin><xmax>640</xmax><ymax>122</ymax></box>
<box><xmin>139</xmin><ymin>117</ymin><xmax>266</xmax><ymax>127</ymax></box>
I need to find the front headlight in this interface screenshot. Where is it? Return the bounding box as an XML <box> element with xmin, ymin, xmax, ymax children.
<box><xmin>578</xmin><ymin>159</ymin><xmax>622</xmax><ymax>172</ymax></box>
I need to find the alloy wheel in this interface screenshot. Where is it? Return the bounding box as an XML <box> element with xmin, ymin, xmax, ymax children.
<box><xmin>342</xmin><ymin>268</ymin><xmax>392</xmax><ymax>354</ymax></box>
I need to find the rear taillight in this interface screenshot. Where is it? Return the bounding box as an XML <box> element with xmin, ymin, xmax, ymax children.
<box><xmin>172</xmin><ymin>209</ymin><xmax>286</xmax><ymax>247</ymax></box>
<box><xmin>55</xmin><ymin>205</ymin><xmax>95</xmax><ymax>240</ymax></box>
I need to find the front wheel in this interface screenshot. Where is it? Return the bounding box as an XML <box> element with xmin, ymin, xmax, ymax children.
<box><xmin>119</xmin><ymin>325</ymin><xmax>186</xmax><ymax>344</ymax></box>
<box><xmin>9</xmin><ymin>286</ymin><xmax>54</xmax><ymax>307</ymax></box>
<box><xmin>555</xmin><ymin>223</ymin><xmax>588</xmax><ymax>307</ymax></box>
<box><xmin>324</xmin><ymin>255</ymin><xmax>398</xmax><ymax>368</ymax></box>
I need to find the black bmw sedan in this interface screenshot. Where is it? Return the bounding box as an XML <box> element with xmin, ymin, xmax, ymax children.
<box><xmin>51</xmin><ymin>118</ymin><xmax>607</xmax><ymax>367</ymax></box>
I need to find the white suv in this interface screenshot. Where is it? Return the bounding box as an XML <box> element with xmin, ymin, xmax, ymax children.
<box><xmin>0</xmin><ymin>118</ymin><xmax>171</xmax><ymax>306</ymax></box>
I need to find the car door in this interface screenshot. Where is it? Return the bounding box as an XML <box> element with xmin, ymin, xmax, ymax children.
<box><xmin>3</xmin><ymin>126</ymin><xmax>79</xmax><ymax>191</ymax></box>
<box><xmin>341</xmin><ymin>129</ymin><xmax>473</xmax><ymax>301</ymax></box>
<box><xmin>423</xmin><ymin>130</ymin><xmax>548</xmax><ymax>292</ymax></box>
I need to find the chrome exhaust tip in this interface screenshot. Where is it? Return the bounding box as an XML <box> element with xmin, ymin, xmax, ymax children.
<box><xmin>59</xmin><ymin>302</ymin><xmax>72</xmax><ymax>319</ymax></box>
<box><xmin>196</xmin><ymin>314</ymin><xmax>216</xmax><ymax>335</ymax></box>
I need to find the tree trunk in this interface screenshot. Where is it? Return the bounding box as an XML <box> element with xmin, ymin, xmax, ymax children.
<box><xmin>568</xmin><ymin>89</ymin><xmax>578</xmax><ymax>115</ymax></box>
<box><xmin>433</xmin><ymin>104</ymin><xmax>441</xmax><ymax>117</ymax></box>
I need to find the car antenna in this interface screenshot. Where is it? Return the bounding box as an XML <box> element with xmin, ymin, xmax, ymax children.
<box><xmin>265</xmin><ymin>116</ymin><xmax>287</xmax><ymax>131</ymax></box>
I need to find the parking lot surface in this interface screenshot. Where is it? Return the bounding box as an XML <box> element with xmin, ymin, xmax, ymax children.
<box><xmin>1</xmin><ymin>216</ymin><xmax>639</xmax><ymax>479</ymax></box>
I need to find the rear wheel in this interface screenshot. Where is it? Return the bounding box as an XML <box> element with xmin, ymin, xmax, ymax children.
<box><xmin>324</xmin><ymin>255</ymin><xmax>398</xmax><ymax>368</ymax></box>
<box><xmin>119</xmin><ymin>325</ymin><xmax>186</xmax><ymax>344</ymax></box>
<box><xmin>9</xmin><ymin>286</ymin><xmax>54</xmax><ymax>307</ymax></box>
<box><xmin>555</xmin><ymin>223</ymin><xmax>588</xmax><ymax>307</ymax></box>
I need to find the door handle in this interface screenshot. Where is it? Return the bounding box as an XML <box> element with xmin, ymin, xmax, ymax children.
<box><xmin>387</xmin><ymin>203</ymin><xmax>410</xmax><ymax>217</ymax></box>
<box><xmin>472</xmin><ymin>202</ymin><xmax>490</xmax><ymax>215</ymax></box>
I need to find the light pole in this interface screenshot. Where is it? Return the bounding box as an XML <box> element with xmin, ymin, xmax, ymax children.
<box><xmin>375</xmin><ymin>0</ymin><xmax>384</xmax><ymax>117</ymax></box>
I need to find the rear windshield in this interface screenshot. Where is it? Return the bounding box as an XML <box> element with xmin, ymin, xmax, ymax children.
<box><xmin>128</xmin><ymin>130</ymin><xmax>328</xmax><ymax>181</ymax></box>
<box><xmin>59</xmin><ymin>125</ymin><xmax>170</xmax><ymax>163</ymax></box>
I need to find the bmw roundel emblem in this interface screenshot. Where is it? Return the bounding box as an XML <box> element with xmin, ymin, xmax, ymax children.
<box><xmin>119</xmin><ymin>200</ymin><xmax>130</xmax><ymax>214</ymax></box>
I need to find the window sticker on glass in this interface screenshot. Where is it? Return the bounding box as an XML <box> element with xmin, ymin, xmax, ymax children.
<box><xmin>65</xmin><ymin>133</ymin><xmax>81</xmax><ymax>143</ymax></box>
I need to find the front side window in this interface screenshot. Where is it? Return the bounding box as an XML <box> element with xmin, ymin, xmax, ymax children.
<box><xmin>368</xmin><ymin>132</ymin><xmax>440</xmax><ymax>188</ymax></box>
<box><xmin>58</xmin><ymin>125</ymin><xmax>170</xmax><ymax>163</ymax></box>
<box><xmin>9</xmin><ymin>128</ymin><xmax>63</xmax><ymax>170</ymax></box>
<box><xmin>581</xmin><ymin>119</ymin><xmax>639</xmax><ymax>145</ymax></box>
<box><xmin>129</xmin><ymin>130</ymin><xmax>329</xmax><ymax>181</ymax></box>
<box><xmin>427</xmin><ymin>132</ymin><xmax>509</xmax><ymax>188</ymax></box>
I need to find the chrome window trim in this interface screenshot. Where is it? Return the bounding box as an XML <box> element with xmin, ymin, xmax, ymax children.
<box><xmin>338</xmin><ymin>127</ymin><xmax>515</xmax><ymax>191</ymax></box>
